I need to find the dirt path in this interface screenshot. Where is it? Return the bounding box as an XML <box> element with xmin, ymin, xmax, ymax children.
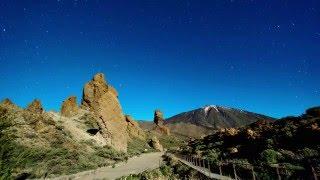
<box><xmin>51</xmin><ymin>152</ymin><xmax>164</xmax><ymax>180</ymax></box>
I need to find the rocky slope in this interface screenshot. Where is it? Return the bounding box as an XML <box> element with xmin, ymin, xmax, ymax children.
<box><xmin>164</xmin><ymin>105</ymin><xmax>275</xmax><ymax>138</ymax></box>
<box><xmin>181</xmin><ymin>107</ymin><xmax>320</xmax><ymax>178</ymax></box>
<box><xmin>0</xmin><ymin>73</ymin><xmax>151</xmax><ymax>179</ymax></box>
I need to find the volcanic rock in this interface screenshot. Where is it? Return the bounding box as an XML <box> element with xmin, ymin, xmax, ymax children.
<box><xmin>153</xmin><ymin>109</ymin><xmax>170</xmax><ymax>135</ymax></box>
<box><xmin>81</xmin><ymin>73</ymin><xmax>128</xmax><ymax>152</ymax></box>
<box><xmin>126</xmin><ymin>115</ymin><xmax>146</xmax><ymax>139</ymax></box>
<box><xmin>149</xmin><ymin>136</ymin><xmax>164</xmax><ymax>151</ymax></box>
<box><xmin>154</xmin><ymin>109</ymin><xmax>164</xmax><ymax>126</ymax></box>
<box><xmin>61</xmin><ymin>96</ymin><xmax>79</xmax><ymax>117</ymax></box>
<box><xmin>26</xmin><ymin>99</ymin><xmax>44</xmax><ymax>114</ymax></box>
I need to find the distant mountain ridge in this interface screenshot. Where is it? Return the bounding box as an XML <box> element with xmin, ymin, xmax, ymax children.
<box><xmin>163</xmin><ymin>105</ymin><xmax>275</xmax><ymax>138</ymax></box>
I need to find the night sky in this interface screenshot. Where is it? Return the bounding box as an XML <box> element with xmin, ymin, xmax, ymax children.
<box><xmin>0</xmin><ymin>0</ymin><xmax>319</xmax><ymax>120</ymax></box>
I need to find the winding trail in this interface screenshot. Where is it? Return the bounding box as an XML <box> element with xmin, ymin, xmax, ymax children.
<box><xmin>51</xmin><ymin>152</ymin><xmax>164</xmax><ymax>180</ymax></box>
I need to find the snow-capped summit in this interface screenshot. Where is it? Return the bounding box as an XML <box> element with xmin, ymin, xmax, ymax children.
<box><xmin>166</xmin><ymin>105</ymin><xmax>275</xmax><ymax>131</ymax></box>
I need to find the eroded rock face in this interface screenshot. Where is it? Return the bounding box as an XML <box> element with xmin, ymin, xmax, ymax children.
<box><xmin>149</xmin><ymin>136</ymin><xmax>164</xmax><ymax>151</ymax></box>
<box><xmin>81</xmin><ymin>73</ymin><xmax>128</xmax><ymax>152</ymax></box>
<box><xmin>61</xmin><ymin>96</ymin><xmax>79</xmax><ymax>117</ymax></box>
<box><xmin>126</xmin><ymin>115</ymin><xmax>140</xmax><ymax>127</ymax></box>
<box><xmin>126</xmin><ymin>115</ymin><xmax>146</xmax><ymax>139</ymax></box>
<box><xmin>26</xmin><ymin>99</ymin><xmax>44</xmax><ymax>114</ymax></box>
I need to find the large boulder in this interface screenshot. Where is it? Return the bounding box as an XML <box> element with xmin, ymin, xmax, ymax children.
<box><xmin>26</xmin><ymin>99</ymin><xmax>43</xmax><ymax>114</ymax></box>
<box><xmin>61</xmin><ymin>96</ymin><xmax>79</xmax><ymax>117</ymax></box>
<box><xmin>81</xmin><ymin>73</ymin><xmax>128</xmax><ymax>152</ymax></box>
<box><xmin>148</xmin><ymin>136</ymin><xmax>164</xmax><ymax>151</ymax></box>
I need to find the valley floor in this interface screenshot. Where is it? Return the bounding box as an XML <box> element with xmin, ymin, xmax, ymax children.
<box><xmin>49</xmin><ymin>152</ymin><xmax>164</xmax><ymax>180</ymax></box>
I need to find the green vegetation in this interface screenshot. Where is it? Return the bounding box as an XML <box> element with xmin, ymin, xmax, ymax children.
<box><xmin>156</xmin><ymin>134</ymin><xmax>183</xmax><ymax>151</ymax></box>
<box><xmin>0</xmin><ymin>106</ymin><xmax>128</xmax><ymax>179</ymax></box>
<box><xmin>180</xmin><ymin>110</ymin><xmax>320</xmax><ymax>179</ymax></box>
<box><xmin>260</xmin><ymin>149</ymin><xmax>281</xmax><ymax>164</ymax></box>
<box><xmin>127</xmin><ymin>138</ymin><xmax>153</xmax><ymax>156</ymax></box>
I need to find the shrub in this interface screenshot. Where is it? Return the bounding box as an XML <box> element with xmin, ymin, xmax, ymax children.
<box><xmin>301</xmin><ymin>148</ymin><xmax>318</xmax><ymax>158</ymax></box>
<box><xmin>260</xmin><ymin>149</ymin><xmax>281</xmax><ymax>164</ymax></box>
<box><xmin>204</xmin><ymin>149</ymin><xmax>220</xmax><ymax>162</ymax></box>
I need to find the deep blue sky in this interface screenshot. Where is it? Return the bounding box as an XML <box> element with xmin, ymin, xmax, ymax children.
<box><xmin>0</xmin><ymin>0</ymin><xmax>319</xmax><ymax>120</ymax></box>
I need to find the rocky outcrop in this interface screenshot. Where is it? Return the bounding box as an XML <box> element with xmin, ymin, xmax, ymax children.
<box><xmin>61</xmin><ymin>96</ymin><xmax>79</xmax><ymax>117</ymax></box>
<box><xmin>26</xmin><ymin>99</ymin><xmax>43</xmax><ymax>114</ymax></box>
<box><xmin>148</xmin><ymin>136</ymin><xmax>163</xmax><ymax>151</ymax></box>
<box><xmin>220</xmin><ymin>127</ymin><xmax>239</xmax><ymax>136</ymax></box>
<box><xmin>306</xmin><ymin>107</ymin><xmax>320</xmax><ymax>117</ymax></box>
<box><xmin>81</xmin><ymin>73</ymin><xmax>128</xmax><ymax>152</ymax></box>
<box><xmin>154</xmin><ymin>110</ymin><xmax>164</xmax><ymax>126</ymax></box>
<box><xmin>1</xmin><ymin>98</ymin><xmax>14</xmax><ymax>106</ymax></box>
<box><xmin>153</xmin><ymin>109</ymin><xmax>170</xmax><ymax>135</ymax></box>
<box><xmin>126</xmin><ymin>115</ymin><xmax>146</xmax><ymax>140</ymax></box>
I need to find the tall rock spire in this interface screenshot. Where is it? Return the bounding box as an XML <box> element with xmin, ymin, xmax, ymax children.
<box><xmin>81</xmin><ymin>73</ymin><xmax>128</xmax><ymax>152</ymax></box>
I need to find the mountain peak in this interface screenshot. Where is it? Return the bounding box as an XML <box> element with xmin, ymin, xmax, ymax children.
<box><xmin>202</xmin><ymin>105</ymin><xmax>220</xmax><ymax>114</ymax></box>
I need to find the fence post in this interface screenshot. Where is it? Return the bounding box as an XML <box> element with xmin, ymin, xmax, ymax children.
<box><xmin>203</xmin><ymin>159</ymin><xmax>205</xmax><ymax>168</ymax></box>
<box><xmin>276</xmin><ymin>167</ymin><xmax>281</xmax><ymax>180</ymax></box>
<box><xmin>219</xmin><ymin>163</ymin><xmax>223</xmax><ymax>175</ymax></box>
<box><xmin>252</xmin><ymin>166</ymin><xmax>256</xmax><ymax>180</ymax></box>
<box><xmin>312</xmin><ymin>167</ymin><xmax>318</xmax><ymax>180</ymax></box>
<box><xmin>233</xmin><ymin>163</ymin><xmax>237</xmax><ymax>180</ymax></box>
<box><xmin>208</xmin><ymin>160</ymin><xmax>211</xmax><ymax>172</ymax></box>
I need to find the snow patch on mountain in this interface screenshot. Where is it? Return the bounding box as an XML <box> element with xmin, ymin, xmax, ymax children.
<box><xmin>203</xmin><ymin>105</ymin><xmax>219</xmax><ymax>115</ymax></box>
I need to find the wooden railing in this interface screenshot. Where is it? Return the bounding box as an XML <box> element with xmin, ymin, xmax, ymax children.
<box><xmin>167</xmin><ymin>153</ymin><xmax>319</xmax><ymax>180</ymax></box>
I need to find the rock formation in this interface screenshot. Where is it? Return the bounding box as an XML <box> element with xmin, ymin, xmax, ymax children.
<box><xmin>126</xmin><ymin>115</ymin><xmax>145</xmax><ymax>139</ymax></box>
<box><xmin>26</xmin><ymin>99</ymin><xmax>43</xmax><ymax>114</ymax></box>
<box><xmin>148</xmin><ymin>136</ymin><xmax>164</xmax><ymax>151</ymax></box>
<box><xmin>81</xmin><ymin>73</ymin><xmax>128</xmax><ymax>152</ymax></box>
<box><xmin>153</xmin><ymin>109</ymin><xmax>170</xmax><ymax>135</ymax></box>
<box><xmin>61</xmin><ymin>96</ymin><xmax>79</xmax><ymax>117</ymax></box>
<box><xmin>154</xmin><ymin>109</ymin><xmax>164</xmax><ymax>126</ymax></box>
<box><xmin>1</xmin><ymin>98</ymin><xmax>14</xmax><ymax>106</ymax></box>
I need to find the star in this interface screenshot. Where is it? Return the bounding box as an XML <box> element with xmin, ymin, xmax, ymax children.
<box><xmin>2</xmin><ymin>28</ymin><xmax>5</xmax><ymax>32</ymax></box>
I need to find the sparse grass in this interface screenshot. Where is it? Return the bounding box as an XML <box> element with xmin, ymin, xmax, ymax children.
<box><xmin>127</xmin><ymin>138</ymin><xmax>153</xmax><ymax>156</ymax></box>
<box><xmin>0</xmin><ymin>106</ymin><xmax>128</xmax><ymax>179</ymax></box>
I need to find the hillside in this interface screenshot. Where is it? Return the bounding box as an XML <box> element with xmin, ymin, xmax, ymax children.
<box><xmin>180</xmin><ymin>107</ymin><xmax>320</xmax><ymax>178</ymax></box>
<box><xmin>0</xmin><ymin>73</ymin><xmax>154</xmax><ymax>179</ymax></box>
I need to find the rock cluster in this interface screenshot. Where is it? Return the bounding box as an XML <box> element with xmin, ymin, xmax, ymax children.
<box><xmin>26</xmin><ymin>99</ymin><xmax>43</xmax><ymax>114</ymax></box>
<box><xmin>61</xmin><ymin>96</ymin><xmax>79</xmax><ymax>117</ymax></box>
<box><xmin>153</xmin><ymin>109</ymin><xmax>170</xmax><ymax>135</ymax></box>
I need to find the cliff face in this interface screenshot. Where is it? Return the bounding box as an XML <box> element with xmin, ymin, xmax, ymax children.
<box><xmin>81</xmin><ymin>73</ymin><xmax>144</xmax><ymax>152</ymax></box>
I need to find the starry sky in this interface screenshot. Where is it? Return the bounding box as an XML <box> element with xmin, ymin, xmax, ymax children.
<box><xmin>0</xmin><ymin>0</ymin><xmax>319</xmax><ymax>120</ymax></box>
